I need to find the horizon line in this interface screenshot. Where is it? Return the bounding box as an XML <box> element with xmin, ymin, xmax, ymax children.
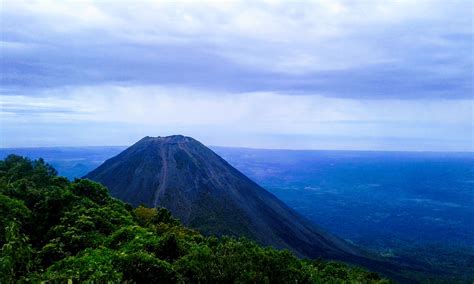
<box><xmin>0</xmin><ymin>144</ymin><xmax>472</xmax><ymax>155</ymax></box>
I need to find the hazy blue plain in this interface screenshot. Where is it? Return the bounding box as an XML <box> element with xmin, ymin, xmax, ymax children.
<box><xmin>215</xmin><ymin>148</ymin><xmax>474</xmax><ymax>247</ymax></box>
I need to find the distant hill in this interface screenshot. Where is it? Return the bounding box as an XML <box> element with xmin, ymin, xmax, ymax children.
<box><xmin>85</xmin><ymin>135</ymin><xmax>412</xmax><ymax>280</ymax></box>
<box><xmin>0</xmin><ymin>146</ymin><xmax>125</xmax><ymax>180</ymax></box>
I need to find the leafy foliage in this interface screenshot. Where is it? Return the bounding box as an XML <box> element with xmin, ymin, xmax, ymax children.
<box><xmin>0</xmin><ymin>155</ymin><xmax>389</xmax><ymax>283</ymax></box>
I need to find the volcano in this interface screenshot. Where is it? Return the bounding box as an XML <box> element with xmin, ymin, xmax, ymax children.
<box><xmin>85</xmin><ymin>135</ymin><xmax>409</xmax><ymax>279</ymax></box>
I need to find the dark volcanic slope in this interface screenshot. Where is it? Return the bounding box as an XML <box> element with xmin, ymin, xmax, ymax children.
<box><xmin>85</xmin><ymin>135</ymin><xmax>411</xmax><ymax>279</ymax></box>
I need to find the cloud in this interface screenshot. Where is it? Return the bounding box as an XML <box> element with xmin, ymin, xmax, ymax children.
<box><xmin>1</xmin><ymin>84</ymin><xmax>471</xmax><ymax>150</ymax></box>
<box><xmin>0</xmin><ymin>1</ymin><xmax>472</xmax><ymax>150</ymax></box>
<box><xmin>1</xmin><ymin>0</ymin><xmax>472</xmax><ymax>99</ymax></box>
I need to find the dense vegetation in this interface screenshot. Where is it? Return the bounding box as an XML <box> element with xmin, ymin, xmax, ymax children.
<box><xmin>0</xmin><ymin>155</ymin><xmax>389</xmax><ymax>283</ymax></box>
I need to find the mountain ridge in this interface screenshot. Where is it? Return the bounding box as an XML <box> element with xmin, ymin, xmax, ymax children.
<box><xmin>85</xmin><ymin>135</ymin><xmax>356</xmax><ymax>255</ymax></box>
<box><xmin>85</xmin><ymin>135</ymin><xmax>414</xmax><ymax>281</ymax></box>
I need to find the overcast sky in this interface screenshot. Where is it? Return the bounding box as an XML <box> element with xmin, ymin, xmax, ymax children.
<box><xmin>0</xmin><ymin>0</ymin><xmax>472</xmax><ymax>151</ymax></box>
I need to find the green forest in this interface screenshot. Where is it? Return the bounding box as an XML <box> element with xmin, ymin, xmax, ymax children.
<box><xmin>0</xmin><ymin>155</ymin><xmax>389</xmax><ymax>283</ymax></box>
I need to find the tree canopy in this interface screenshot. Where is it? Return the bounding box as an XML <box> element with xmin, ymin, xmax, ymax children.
<box><xmin>0</xmin><ymin>154</ymin><xmax>389</xmax><ymax>283</ymax></box>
